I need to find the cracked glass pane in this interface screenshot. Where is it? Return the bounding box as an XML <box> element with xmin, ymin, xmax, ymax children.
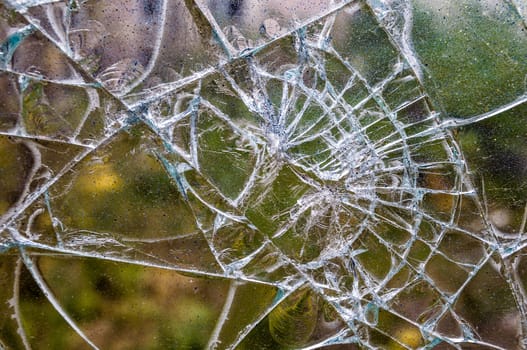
<box><xmin>1</xmin><ymin>0</ymin><xmax>527</xmax><ymax>349</ymax></box>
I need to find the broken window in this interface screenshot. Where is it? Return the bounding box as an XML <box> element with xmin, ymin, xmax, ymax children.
<box><xmin>1</xmin><ymin>0</ymin><xmax>527</xmax><ymax>349</ymax></box>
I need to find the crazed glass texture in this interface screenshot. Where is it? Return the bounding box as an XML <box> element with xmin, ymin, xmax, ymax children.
<box><xmin>1</xmin><ymin>0</ymin><xmax>527</xmax><ymax>349</ymax></box>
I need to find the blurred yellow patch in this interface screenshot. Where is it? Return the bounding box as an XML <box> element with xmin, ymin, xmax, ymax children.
<box><xmin>77</xmin><ymin>163</ymin><xmax>123</xmax><ymax>194</ymax></box>
<box><xmin>394</xmin><ymin>326</ymin><xmax>423</xmax><ymax>349</ymax></box>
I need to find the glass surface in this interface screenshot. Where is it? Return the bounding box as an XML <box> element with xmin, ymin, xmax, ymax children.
<box><xmin>1</xmin><ymin>0</ymin><xmax>527</xmax><ymax>349</ymax></box>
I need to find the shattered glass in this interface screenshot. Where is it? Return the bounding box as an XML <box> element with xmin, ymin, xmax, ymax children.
<box><xmin>1</xmin><ymin>0</ymin><xmax>527</xmax><ymax>348</ymax></box>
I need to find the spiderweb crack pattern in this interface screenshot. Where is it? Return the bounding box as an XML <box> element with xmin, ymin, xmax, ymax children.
<box><xmin>0</xmin><ymin>0</ymin><xmax>527</xmax><ymax>349</ymax></box>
